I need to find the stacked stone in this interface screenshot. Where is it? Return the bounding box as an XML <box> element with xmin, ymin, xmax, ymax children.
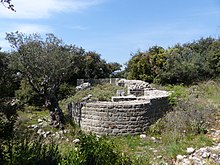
<box><xmin>117</xmin><ymin>79</ymin><xmax>152</xmax><ymax>96</ymax></box>
<box><xmin>80</xmin><ymin>96</ymin><xmax>170</xmax><ymax>136</ymax></box>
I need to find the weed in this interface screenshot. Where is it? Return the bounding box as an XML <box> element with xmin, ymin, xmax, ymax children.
<box><xmin>60</xmin><ymin>83</ymin><xmax>125</xmax><ymax>107</ymax></box>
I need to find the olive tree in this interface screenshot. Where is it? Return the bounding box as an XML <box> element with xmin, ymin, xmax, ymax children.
<box><xmin>6</xmin><ymin>32</ymin><xmax>76</xmax><ymax>128</ymax></box>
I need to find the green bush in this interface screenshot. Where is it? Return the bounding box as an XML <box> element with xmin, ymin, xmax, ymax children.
<box><xmin>61</xmin><ymin>83</ymin><xmax>125</xmax><ymax>107</ymax></box>
<box><xmin>16</xmin><ymin>81</ymin><xmax>76</xmax><ymax>106</ymax></box>
<box><xmin>1</xmin><ymin>137</ymin><xmax>61</xmax><ymax>165</ymax></box>
<box><xmin>15</xmin><ymin>80</ymin><xmax>44</xmax><ymax>106</ymax></box>
<box><xmin>149</xmin><ymin>97</ymin><xmax>216</xmax><ymax>138</ymax></box>
<box><xmin>0</xmin><ymin>52</ymin><xmax>20</xmax><ymax>98</ymax></box>
<box><xmin>165</xmin><ymin>84</ymin><xmax>189</xmax><ymax>106</ymax></box>
<box><xmin>0</xmin><ymin>98</ymin><xmax>18</xmax><ymax>164</ymax></box>
<box><xmin>1</xmin><ymin>132</ymin><xmax>131</xmax><ymax>165</ymax></box>
<box><xmin>63</xmin><ymin>133</ymin><xmax>131</xmax><ymax>165</ymax></box>
<box><xmin>57</xmin><ymin>83</ymin><xmax>76</xmax><ymax>100</ymax></box>
<box><xmin>125</xmin><ymin>37</ymin><xmax>220</xmax><ymax>85</ymax></box>
<box><xmin>149</xmin><ymin>82</ymin><xmax>219</xmax><ymax>139</ymax></box>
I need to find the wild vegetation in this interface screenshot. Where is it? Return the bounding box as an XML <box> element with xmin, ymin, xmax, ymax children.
<box><xmin>0</xmin><ymin>34</ymin><xmax>220</xmax><ymax>164</ymax></box>
<box><xmin>126</xmin><ymin>37</ymin><xmax>220</xmax><ymax>85</ymax></box>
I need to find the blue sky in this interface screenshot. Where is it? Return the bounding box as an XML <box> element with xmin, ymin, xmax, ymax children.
<box><xmin>0</xmin><ymin>0</ymin><xmax>220</xmax><ymax>66</ymax></box>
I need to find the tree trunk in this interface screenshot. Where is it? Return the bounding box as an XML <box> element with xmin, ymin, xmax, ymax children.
<box><xmin>45</xmin><ymin>94</ymin><xmax>64</xmax><ymax>129</ymax></box>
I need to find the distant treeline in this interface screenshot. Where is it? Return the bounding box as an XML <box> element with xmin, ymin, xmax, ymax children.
<box><xmin>125</xmin><ymin>37</ymin><xmax>220</xmax><ymax>85</ymax></box>
<box><xmin>1</xmin><ymin>36</ymin><xmax>219</xmax><ymax>104</ymax></box>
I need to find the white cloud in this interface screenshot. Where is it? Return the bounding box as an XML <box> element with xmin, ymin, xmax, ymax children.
<box><xmin>0</xmin><ymin>0</ymin><xmax>106</xmax><ymax>19</ymax></box>
<box><xmin>15</xmin><ymin>24</ymin><xmax>53</xmax><ymax>33</ymax></box>
<box><xmin>0</xmin><ymin>23</ymin><xmax>53</xmax><ymax>51</ymax></box>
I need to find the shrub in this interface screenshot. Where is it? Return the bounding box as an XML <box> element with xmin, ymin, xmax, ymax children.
<box><xmin>57</xmin><ymin>83</ymin><xmax>76</xmax><ymax>100</ymax></box>
<box><xmin>15</xmin><ymin>80</ymin><xmax>44</xmax><ymax>106</ymax></box>
<box><xmin>0</xmin><ymin>98</ymin><xmax>18</xmax><ymax>163</ymax></box>
<box><xmin>63</xmin><ymin>133</ymin><xmax>131</xmax><ymax>165</ymax></box>
<box><xmin>165</xmin><ymin>84</ymin><xmax>189</xmax><ymax>106</ymax></box>
<box><xmin>1</xmin><ymin>137</ymin><xmax>61</xmax><ymax>165</ymax></box>
<box><xmin>149</xmin><ymin>99</ymin><xmax>216</xmax><ymax>141</ymax></box>
<box><xmin>61</xmin><ymin>83</ymin><xmax>125</xmax><ymax>108</ymax></box>
<box><xmin>149</xmin><ymin>82</ymin><xmax>217</xmax><ymax>138</ymax></box>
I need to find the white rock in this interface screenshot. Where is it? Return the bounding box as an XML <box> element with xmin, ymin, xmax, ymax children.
<box><xmin>182</xmin><ymin>158</ymin><xmax>192</xmax><ymax>165</ymax></box>
<box><xmin>59</xmin><ymin>130</ymin><xmax>64</xmax><ymax>134</ymax></box>
<box><xmin>140</xmin><ymin>134</ymin><xmax>147</xmax><ymax>139</ymax></box>
<box><xmin>187</xmin><ymin>147</ymin><xmax>195</xmax><ymax>154</ymax></box>
<box><xmin>55</xmin><ymin>134</ymin><xmax>60</xmax><ymax>139</ymax></box>
<box><xmin>153</xmin><ymin>149</ymin><xmax>158</xmax><ymax>153</ymax></box>
<box><xmin>156</xmin><ymin>155</ymin><xmax>162</xmax><ymax>159</ymax></box>
<box><xmin>38</xmin><ymin>119</ymin><xmax>43</xmax><ymax>123</ymax></box>
<box><xmin>201</xmin><ymin>152</ymin><xmax>210</xmax><ymax>158</ymax></box>
<box><xmin>31</xmin><ymin>124</ymin><xmax>39</xmax><ymax>129</ymax></box>
<box><xmin>37</xmin><ymin>129</ymin><xmax>43</xmax><ymax>135</ymax></box>
<box><xmin>45</xmin><ymin>131</ymin><xmax>51</xmax><ymax>135</ymax></box>
<box><xmin>176</xmin><ymin>155</ymin><xmax>186</xmax><ymax>161</ymax></box>
<box><xmin>151</xmin><ymin>136</ymin><xmax>159</xmax><ymax>143</ymax></box>
<box><xmin>73</xmin><ymin>139</ymin><xmax>80</xmax><ymax>143</ymax></box>
<box><xmin>43</xmin><ymin>133</ymin><xmax>47</xmax><ymax>138</ymax></box>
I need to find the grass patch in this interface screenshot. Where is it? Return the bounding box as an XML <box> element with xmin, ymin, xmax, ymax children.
<box><xmin>110</xmin><ymin>133</ymin><xmax>213</xmax><ymax>163</ymax></box>
<box><xmin>60</xmin><ymin>83</ymin><xmax>125</xmax><ymax>108</ymax></box>
<box><xmin>17</xmin><ymin>106</ymin><xmax>48</xmax><ymax>128</ymax></box>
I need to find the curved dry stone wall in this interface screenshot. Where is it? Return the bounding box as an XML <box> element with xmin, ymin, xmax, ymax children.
<box><xmin>70</xmin><ymin>79</ymin><xmax>171</xmax><ymax>136</ymax></box>
<box><xmin>79</xmin><ymin>96</ymin><xmax>170</xmax><ymax>136</ymax></box>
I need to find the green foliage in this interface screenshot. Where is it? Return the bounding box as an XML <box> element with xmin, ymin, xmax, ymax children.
<box><xmin>1</xmin><ymin>137</ymin><xmax>61</xmax><ymax>165</ymax></box>
<box><xmin>125</xmin><ymin>37</ymin><xmax>220</xmax><ymax>85</ymax></box>
<box><xmin>57</xmin><ymin>83</ymin><xmax>76</xmax><ymax>100</ymax></box>
<box><xmin>126</xmin><ymin>51</ymin><xmax>153</xmax><ymax>82</ymax></box>
<box><xmin>15</xmin><ymin>80</ymin><xmax>44</xmax><ymax>106</ymax></box>
<box><xmin>162</xmin><ymin>134</ymin><xmax>213</xmax><ymax>159</ymax></box>
<box><xmin>79</xmin><ymin>51</ymin><xmax>120</xmax><ymax>79</ymax></box>
<box><xmin>149</xmin><ymin>82</ymin><xmax>218</xmax><ymax>137</ymax></box>
<box><xmin>1</xmin><ymin>132</ymin><xmax>131</xmax><ymax>165</ymax></box>
<box><xmin>0</xmin><ymin>98</ymin><xmax>18</xmax><ymax>163</ymax></box>
<box><xmin>165</xmin><ymin>84</ymin><xmax>188</xmax><ymax>106</ymax></box>
<box><xmin>0</xmin><ymin>51</ymin><xmax>19</xmax><ymax>98</ymax></box>
<box><xmin>16</xmin><ymin>81</ymin><xmax>76</xmax><ymax>106</ymax></box>
<box><xmin>126</xmin><ymin>46</ymin><xmax>167</xmax><ymax>83</ymax></box>
<box><xmin>61</xmin><ymin>83</ymin><xmax>124</xmax><ymax>106</ymax></box>
<box><xmin>6</xmin><ymin>32</ymin><xmax>77</xmax><ymax>96</ymax></box>
<box><xmin>0</xmin><ymin>98</ymin><xmax>17</xmax><ymax>141</ymax></box>
<box><xmin>63</xmin><ymin>133</ymin><xmax>131</xmax><ymax>165</ymax></box>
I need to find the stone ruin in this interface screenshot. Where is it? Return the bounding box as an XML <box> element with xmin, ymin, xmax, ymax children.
<box><xmin>68</xmin><ymin>79</ymin><xmax>171</xmax><ymax>136</ymax></box>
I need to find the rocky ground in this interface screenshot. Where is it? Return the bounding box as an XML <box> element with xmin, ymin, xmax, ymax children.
<box><xmin>28</xmin><ymin>116</ymin><xmax>220</xmax><ymax>165</ymax></box>
<box><xmin>175</xmin><ymin>128</ymin><xmax>220</xmax><ymax>165</ymax></box>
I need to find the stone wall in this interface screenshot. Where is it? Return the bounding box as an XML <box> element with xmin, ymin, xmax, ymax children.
<box><xmin>79</xmin><ymin>96</ymin><xmax>170</xmax><ymax>135</ymax></box>
<box><xmin>77</xmin><ymin>78</ymin><xmax>120</xmax><ymax>86</ymax></box>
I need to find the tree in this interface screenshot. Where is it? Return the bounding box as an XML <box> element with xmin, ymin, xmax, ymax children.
<box><xmin>82</xmin><ymin>51</ymin><xmax>112</xmax><ymax>79</ymax></box>
<box><xmin>126</xmin><ymin>47</ymin><xmax>167</xmax><ymax>83</ymax></box>
<box><xmin>207</xmin><ymin>39</ymin><xmax>220</xmax><ymax>76</ymax></box>
<box><xmin>1</xmin><ymin>0</ymin><xmax>15</xmax><ymax>11</ymax></box>
<box><xmin>6</xmin><ymin>32</ymin><xmax>76</xmax><ymax>128</ymax></box>
<box><xmin>0</xmin><ymin>51</ymin><xmax>19</xmax><ymax>98</ymax></box>
<box><xmin>107</xmin><ymin>62</ymin><xmax>122</xmax><ymax>75</ymax></box>
<box><xmin>126</xmin><ymin>51</ymin><xmax>152</xmax><ymax>82</ymax></box>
